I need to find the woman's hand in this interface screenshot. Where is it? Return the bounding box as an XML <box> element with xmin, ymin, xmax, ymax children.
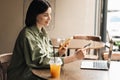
<box><xmin>73</xmin><ymin>48</ymin><xmax>86</xmax><ymax>60</ymax></box>
<box><xmin>63</xmin><ymin>48</ymin><xmax>86</xmax><ymax>64</ymax></box>
<box><xmin>58</xmin><ymin>43</ymin><xmax>68</xmax><ymax>56</ymax></box>
<box><xmin>58</xmin><ymin>38</ymin><xmax>72</xmax><ymax>56</ymax></box>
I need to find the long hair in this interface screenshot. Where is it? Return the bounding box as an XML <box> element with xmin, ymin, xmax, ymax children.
<box><xmin>25</xmin><ymin>0</ymin><xmax>51</xmax><ymax>27</ymax></box>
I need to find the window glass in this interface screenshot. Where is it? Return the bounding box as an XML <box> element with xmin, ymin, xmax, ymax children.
<box><xmin>107</xmin><ymin>0</ymin><xmax>120</xmax><ymax>38</ymax></box>
<box><xmin>107</xmin><ymin>0</ymin><xmax>120</xmax><ymax>51</ymax></box>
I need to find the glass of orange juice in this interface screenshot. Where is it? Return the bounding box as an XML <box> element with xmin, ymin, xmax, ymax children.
<box><xmin>49</xmin><ymin>57</ymin><xmax>62</xmax><ymax>78</ymax></box>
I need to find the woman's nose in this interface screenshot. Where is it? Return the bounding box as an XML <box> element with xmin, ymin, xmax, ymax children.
<box><xmin>48</xmin><ymin>15</ymin><xmax>51</xmax><ymax>20</ymax></box>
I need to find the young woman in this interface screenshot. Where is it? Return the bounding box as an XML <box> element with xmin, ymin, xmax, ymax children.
<box><xmin>7</xmin><ymin>0</ymin><xmax>85</xmax><ymax>80</ymax></box>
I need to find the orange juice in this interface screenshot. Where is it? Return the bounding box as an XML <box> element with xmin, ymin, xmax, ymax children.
<box><xmin>50</xmin><ymin>63</ymin><xmax>61</xmax><ymax>78</ymax></box>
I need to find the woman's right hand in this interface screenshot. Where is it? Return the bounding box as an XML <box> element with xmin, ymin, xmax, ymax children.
<box><xmin>63</xmin><ymin>48</ymin><xmax>86</xmax><ymax>64</ymax></box>
<box><xmin>74</xmin><ymin>48</ymin><xmax>86</xmax><ymax>60</ymax></box>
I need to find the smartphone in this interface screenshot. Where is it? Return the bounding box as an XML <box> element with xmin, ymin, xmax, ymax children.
<box><xmin>83</xmin><ymin>43</ymin><xmax>91</xmax><ymax>48</ymax></box>
<box><xmin>59</xmin><ymin>37</ymin><xmax>72</xmax><ymax>50</ymax></box>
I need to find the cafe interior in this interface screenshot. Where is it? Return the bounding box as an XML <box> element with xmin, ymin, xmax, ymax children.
<box><xmin>0</xmin><ymin>0</ymin><xmax>120</xmax><ymax>80</ymax></box>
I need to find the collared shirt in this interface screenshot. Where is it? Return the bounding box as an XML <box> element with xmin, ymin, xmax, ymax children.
<box><xmin>7</xmin><ymin>26</ymin><xmax>63</xmax><ymax>80</ymax></box>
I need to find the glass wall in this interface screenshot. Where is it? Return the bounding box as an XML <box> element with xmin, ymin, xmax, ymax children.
<box><xmin>107</xmin><ymin>0</ymin><xmax>120</xmax><ymax>39</ymax></box>
<box><xmin>107</xmin><ymin>0</ymin><xmax>120</xmax><ymax>51</ymax></box>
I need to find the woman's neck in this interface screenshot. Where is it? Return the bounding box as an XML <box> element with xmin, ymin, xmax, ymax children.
<box><xmin>36</xmin><ymin>24</ymin><xmax>43</xmax><ymax>32</ymax></box>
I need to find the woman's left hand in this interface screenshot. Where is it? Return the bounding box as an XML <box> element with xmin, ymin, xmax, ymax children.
<box><xmin>58</xmin><ymin>44</ymin><xmax>68</xmax><ymax>56</ymax></box>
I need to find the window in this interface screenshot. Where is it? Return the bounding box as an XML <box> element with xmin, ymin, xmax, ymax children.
<box><xmin>107</xmin><ymin>0</ymin><xmax>120</xmax><ymax>51</ymax></box>
<box><xmin>107</xmin><ymin>0</ymin><xmax>120</xmax><ymax>38</ymax></box>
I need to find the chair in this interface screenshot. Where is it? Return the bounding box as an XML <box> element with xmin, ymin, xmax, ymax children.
<box><xmin>73</xmin><ymin>35</ymin><xmax>101</xmax><ymax>41</ymax></box>
<box><xmin>102</xmin><ymin>51</ymin><xmax>120</xmax><ymax>61</ymax></box>
<box><xmin>0</xmin><ymin>53</ymin><xmax>12</xmax><ymax>80</ymax></box>
<box><xmin>102</xmin><ymin>42</ymin><xmax>120</xmax><ymax>61</ymax></box>
<box><xmin>73</xmin><ymin>35</ymin><xmax>102</xmax><ymax>60</ymax></box>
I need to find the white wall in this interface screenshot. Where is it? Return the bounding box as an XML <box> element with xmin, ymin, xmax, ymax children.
<box><xmin>0</xmin><ymin>0</ymin><xmax>23</xmax><ymax>53</ymax></box>
<box><xmin>48</xmin><ymin>0</ymin><xmax>96</xmax><ymax>39</ymax></box>
<box><xmin>0</xmin><ymin>0</ymin><xmax>96</xmax><ymax>53</ymax></box>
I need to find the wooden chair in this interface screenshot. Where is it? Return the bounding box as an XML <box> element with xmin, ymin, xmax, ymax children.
<box><xmin>102</xmin><ymin>51</ymin><xmax>120</xmax><ymax>61</ymax></box>
<box><xmin>73</xmin><ymin>35</ymin><xmax>101</xmax><ymax>41</ymax></box>
<box><xmin>0</xmin><ymin>53</ymin><xmax>12</xmax><ymax>80</ymax></box>
<box><xmin>102</xmin><ymin>42</ymin><xmax>120</xmax><ymax>61</ymax></box>
<box><xmin>73</xmin><ymin>35</ymin><xmax>102</xmax><ymax>60</ymax></box>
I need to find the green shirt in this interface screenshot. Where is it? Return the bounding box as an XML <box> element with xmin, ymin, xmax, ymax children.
<box><xmin>7</xmin><ymin>26</ymin><xmax>63</xmax><ymax>80</ymax></box>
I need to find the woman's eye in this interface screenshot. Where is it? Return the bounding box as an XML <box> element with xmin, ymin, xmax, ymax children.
<box><xmin>43</xmin><ymin>14</ymin><xmax>48</xmax><ymax>17</ymax></box>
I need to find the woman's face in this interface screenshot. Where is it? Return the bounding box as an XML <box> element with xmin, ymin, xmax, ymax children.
<box><xmin>36</xmin><ymin>7</ymin><xmax>52</xmax><ymax>27</ymax></box>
